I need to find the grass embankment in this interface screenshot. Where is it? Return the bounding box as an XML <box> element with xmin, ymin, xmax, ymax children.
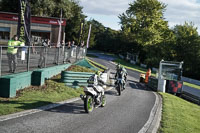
<box><xmin>0</xmin><ymin>65</ymin><xmax>95</xmax><ymax>116</ymax></box>
<box><xmin>159</xmin><ymin>93</ymin><xmax>200</xmax><ymax>133</ymax></box>
<box><xmin>183</xmin><ymin>82</ymin><xmax>200</xmax><ymax>90</ymax></box>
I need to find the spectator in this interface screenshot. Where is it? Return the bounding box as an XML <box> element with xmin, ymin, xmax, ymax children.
<box><xmin>61</xmin><ymin>40</ymin><xmax>65</xmax><ymax>55</ymax></box>
<box><xmin>53</xmin><ymin>41</ymin><xmax>61</xmax><ymax>65</ymax></box>
<box><xmin>71</xmin><ymin>40</ymin><xmax>75</xmax><ymax>47</ymax></box>
<box><xmin>38</xmin><ymin>38</ymin><xmax>49</xmax><ymax>68</ymax></box>
<box><xmin>81</xmin><ymin>41</ymin><xmax>84</xmax><ymax>48</ymax></box>
<box><xmin>7</xmin><ymin>35</ymin><xmax>24</xmax><ymax>73</ymax></box>
<box><xmin>63</xmin><ymin>41</ymin><xmax>71</xmax><ymax>63</ymax></box>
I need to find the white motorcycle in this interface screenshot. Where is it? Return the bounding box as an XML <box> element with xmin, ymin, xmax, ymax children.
<box><xmin>80</xmin><ymin>73</ymin><xmax>107</xmax><ymax>113</ymax></box>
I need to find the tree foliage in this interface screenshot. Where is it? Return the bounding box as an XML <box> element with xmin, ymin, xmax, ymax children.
<box><xmin>172</xmin><ymin>22</ymin><xmax>200</xmax><ymax>79</ymax></box>
<box><xmin>119</xmin><ymin>0</ymin><xmax>168</xmax><ymax>46</ymax></box>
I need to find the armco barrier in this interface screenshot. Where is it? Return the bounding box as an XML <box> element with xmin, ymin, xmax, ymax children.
<box><xmin>0</xmin><ymin>71</ymin><xmax>32</xmax><ymax>97</ymax></box>
<box><xmin>61</xmin><ymin>71</ymin><xmax>94</xmax><ymax>87</ymax></box>
<box><xmin>32</xmin><ymin>64</ymin><xmax>71</xmax><ymax>86</ymax></box>
<box><xmin>182</xmin><ymin>76</ymin><xmax>200</xmax><ymax>86</ymax></box>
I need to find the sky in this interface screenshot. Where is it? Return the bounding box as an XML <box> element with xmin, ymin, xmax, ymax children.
<box><xmin>80</xmin><ymin>0</ymin><xmax>200</xmax><ymax>32</ymax></box>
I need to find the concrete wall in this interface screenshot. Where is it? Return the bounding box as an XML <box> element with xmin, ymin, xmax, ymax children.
<box><xmin>0</xmin><ymin>63</ymin><xmax>71</xmax><ymax>98</ymax></box>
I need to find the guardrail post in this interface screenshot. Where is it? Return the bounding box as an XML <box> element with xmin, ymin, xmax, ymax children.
<box><xmin>27</xmin><ymin>46</ymin><xmax>30</xmax><ymax>71</ymax></box>
<box><xmin>0</xmin><ymin>46</ymin><xmax>2</xmax><ymax>76</ymax></box>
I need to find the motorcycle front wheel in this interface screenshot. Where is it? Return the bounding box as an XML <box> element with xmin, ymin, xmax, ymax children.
<box><xmin>84</xmin><ymin>95</ymin><xmax>94</xmax><ymax>113</ymax></box>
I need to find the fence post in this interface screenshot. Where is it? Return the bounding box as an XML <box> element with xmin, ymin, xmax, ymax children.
<box><xmin>85</xmin><ymin>47</ymin><xmax>87</xmax><ymax>58</ymax></box>
<box><xmin>27</xmin><ymin>46</ymin><xmax>30</xmax><ymax>71</ymax></box>
<box><xmin>44</xmin><ymin>46</ymin><xmax>47</xmax><ymax>68</ymax></box>
<box><xmin>0</xmin><ymin>46</ymin><xmax>2</xmax><ymax>76</ymax></box>
<box><xmin>57</xmin><ymin>47</ymin><xmax>60</xmax><ymax>65</ymax></box>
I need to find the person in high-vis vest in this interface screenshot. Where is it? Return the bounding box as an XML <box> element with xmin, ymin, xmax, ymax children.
<box><xmin>7</xmin><ymin>35</ymin><xmax>25</xmax><ymax>73</ymax></box>
<box><xmin>145</xmin><ymin>68</ymin><xmax>151</xmax><ymax>83</ymax></box>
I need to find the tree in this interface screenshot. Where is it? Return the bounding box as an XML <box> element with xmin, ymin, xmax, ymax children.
<box><xmin>119</xmin><ymin>0</ymin><xmax>168</xmax><ymax>46</ymax></box>
<box><xmin>119</xmin><ymin>0</ymin><xmax>171</xmax><ymax>66</ymax></box>
<box><xmin>173</xmin><ymin>22</ymin><xmax>200</xmax><ymax>79</ymax></box>
<box><xmin>0</xmin><ymin>0</ymin><xmax>18</xmax><ymax>12</ymax></box>
<box><xmin>65</xmin><ymin>0</ymin><xmax>86</xmax><ymax>43</ymax></box>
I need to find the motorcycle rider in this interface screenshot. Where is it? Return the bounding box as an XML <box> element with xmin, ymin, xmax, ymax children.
<box><xmin>115</xmin><ymin>65</ymin><xmax>127</xmax><ymax>90</ymax></box>
<box><xmin>88</xmin><ymin>71</ymin><xmax>105</xmax><ymax>104</ymax></box>
<box><xmin>115</xmin><ymin>63</ymin><xmax>121</xmax><ymax>79</ymax></box>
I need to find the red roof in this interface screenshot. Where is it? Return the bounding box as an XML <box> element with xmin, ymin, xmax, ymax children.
<box><xmin>0</xmin><ymin>12</ymin><xmax>66</xmax><ymax>26</ymax></box>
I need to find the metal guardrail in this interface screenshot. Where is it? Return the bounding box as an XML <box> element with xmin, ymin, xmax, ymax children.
<box><xmin>181</xmin><ymin>91</ymin><xmax>200</xmax><ymax>105</ymax></box>
<box><xmin>0</xmin><ymin>45</ymin><xmax>87</xmax><ymax>76</ymax></box>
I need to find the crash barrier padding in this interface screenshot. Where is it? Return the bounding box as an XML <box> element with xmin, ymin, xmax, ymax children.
<box><xmin>32</xmin><ymin>63</ymin><xmax>71</xmax><ymax>86</ymax></box>
<box><xmin>0</xmin><ymin>71</ymin><xmax>32</xmax><ymax>98</ymax></box>
<box><xmin>166</xmin><ymin>80</ymin><xmax>183</xmax><ymax>94</ymax></box>
<box><xmin>74</xmin><ymin>59</ymin><xmax>98</xmax><ymax>71</ymax></box>
<box><xmin>61</xmin><ymin>71</ymin><xmax>94</xmax><ymax>88</ymax></box>
<box><xmin>148</xmin><ymin>76</ymin><xmax>158</xmax><ymax>91</ymax></box>
<box><xmin>181</xmin><ymin>91</ymin><xmax>200</xmax><ymax>105</ymax></box>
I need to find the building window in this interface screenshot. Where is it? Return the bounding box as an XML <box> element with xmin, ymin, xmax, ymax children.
<box><xmin>0</xmin><ymin>27</ymin><xmax>10</xmax><ymax>40</ymax></box>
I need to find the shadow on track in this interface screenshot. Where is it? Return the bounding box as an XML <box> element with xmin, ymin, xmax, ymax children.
<box><xmin>105</xmin><ymin>90</ymin><xmax>118</xmax><ymax>96</ymax></box>
<box><xmin>128</xmin><ymin>80</ymin><xmax>151</xmax><ymax>91</ymax></box>
<box><xmin>47</xmin><ymin>102</ymin><xmax>86</xmax><ymax>114</ymax></box>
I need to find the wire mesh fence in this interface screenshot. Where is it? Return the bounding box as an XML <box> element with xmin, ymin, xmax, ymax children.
<box><xmin>0</xmin><ymin>45</ymin><xmax>87</xmax><ymax>76</ymax></box>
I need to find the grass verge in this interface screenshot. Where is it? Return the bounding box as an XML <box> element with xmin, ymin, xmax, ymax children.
<box><xmin>159</xmin><ymin>93</ymin><xmax>200</xmax><ymax>133</ymax></box>
<box><xmin>183</xmin><ymin>82</ymin><xmax>200</xmax><ymax>90</ymax></box>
